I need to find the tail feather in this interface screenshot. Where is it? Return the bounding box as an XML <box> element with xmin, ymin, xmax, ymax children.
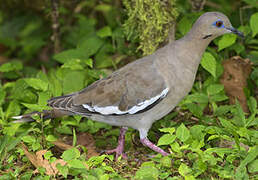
<box><xmin>12</xmin><ymin>109</ymin><xmax>74</xmax><ymax>123</ymax></box>
<box><xmin>12</xmin><ymin>110</ymin><xmax>52</xmax><ymax>123</ymax></box>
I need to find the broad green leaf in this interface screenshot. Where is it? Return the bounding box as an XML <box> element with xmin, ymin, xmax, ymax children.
<box><xmin>160</xmin><ymin>156</ymin><xmax>172</xmax><ymax>168</ymax></box>
<box><xmin>157</xmin><ymin>134</ymin><xmax>176</xmax><ymax>146</ymax></box>
<box><xmin>56</xmin><ymin>163</ymin><xmax>68</xmax><ymax>178</ymax></box>
<box><xmin>187</xmin><ymin>93</ymin><xmax>209</xmax><ymax>104</ymax></box>
<box><xmin>24</xmin><ymin>78</ymin><xmax>48</xmax><ymax>91</ymax></box>
<box><xmin>178</xmin><ymin>17</ymin><xmax>192</xmax><ymax>36</ymax></box>
<box><xmin>210</xmin><ymin>94</ymin><xmax>228</xmax><ymax>102</ymax></box>
<box><xmin>84</xmin><ymin>58</ymin><xmax>93</xmax><ymax>68</ymax></box>
<box><xmin>201</xmin><ymin>52</ymin><xmax>217</xmax><ymax>77</ymax></box>
<box><xmin>178</xmin><ymin>163</ymin><xmax>192</xmax><ymax>177</ymax></box>
<box><xmin>38</xmin><ymin>92</ymin><xmax>51</xmax><ymax>106</ymax></box>
<box><xmin>135</xmin><ymin>166</ymin><xmax>159</xmax><ymax>180</ymax></box>
<box><xmin>189</xmin><ymin>125</ymin><xmax>205</xmax><ymax>141</ymax></box>
<box><xmin>6</xmin><ymin>100</ymin><xmax>21</xmax><ymax>118</ymax></box>
<box><xmin>61</xmin><ymin>148</ymin><xmax>80</xmax><ymax>161</ymax></box>
<box><xmin>63</xmin><ymin>71</ymin><xmax>85</xmax><ymax>94</ymax></box>
<box><xmin>186</xmin><ymin>103</ymin><xmax>204</xmax><ymax>118</ymax></box>
<box><xmin>46</xmin><ymin>135</ymin><xmax>57</xmax><ymax>142</ymax></box>
<box><xmin>159</xmin><ymin>127</ymin><xmax>175</xmax><ymax>134</ymax></box>
<box><xmin>67</xmin><ymin>159</ymin><xmax>86</xmax><ymax>169</ymax></box>
<box><xmin>53</xmin><ymin>49</ymin><xmax>89</xmax><ymax>64</ymax></box>
<box><xmin>218</xmin><ymin>33</ymin><xmax>237</xmax><ymax>51</ymax></box>
<box><xmin>21</xmin><ymin>103</ymin><xmax>50</xmax><ymax>112</ymax></box>
<box><xmin>250</xmin><ymin>12</ymin><xmax>258</xmax><ymax>37</ymax></box>
<box><xmin>77</xmin><ymin>36</ymin><xmax>104</xmax><ymax>57</ymax></box>
<box><xmin>22</xmin><ymin>135</ymin><xmax>36</xmax><ymax>144</ymax></box>
<box><xmin>61</xmin><ymin>59</ymin><xmax>84</xmax><ymax>70</ymax></box>
<box><xmin>0</xmin><ymin>61</ymin><xmax>23</xmax><ymax>72</ymax></box>
<box><xmin>176</xmin><ymin>123</ymin><xmax>190</xmax><ymax>142</ymax></box>
<box><xmin>248</xmin><ymin>159</ymin><xmax>258</xmax><ymax>173</ymax></box>
<box><xmin>207</xmin><ymin>84</ymin><xmax>224</xmax><ymax>95</ymax></box>
<box><xmin>10</xmin><ymin>79</ymin><xmax>37</xmax><ymax>103</ymax></box>
<box><xmin>48</xmin><ymin>70</ymin><xmax>62</xmax><ymax>97</ymax></box>
<box><xmin>97</xmin><ymin>26</ymin><xmax>112</xmax><ymax>38</ymax></box>
<box><xmin>95</xmin><ymin>53</ymin><xmax>114</xmax><ymax>69</ymax></box>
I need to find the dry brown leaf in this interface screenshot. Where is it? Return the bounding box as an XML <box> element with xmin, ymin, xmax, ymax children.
<box><xmin>77</xmin><ymin>132</ymin><xmax>99</xmax><ymax>158</ymax></box>
<box><xmin>52</xmin><ymin>140</ymin><xmax>73</xmax><ymax>150</ymax></box>
<box><xmin>220</xmin><ymin>56</ymin><xmax>253</xmax><ymax>112</ymax></box>
<box><xmin>53</xmin><ymin>132</ymin><xmax>99</xmax><ymax>158</ymax></box>
<box><xmin>22</xmin><ymin>143</ymin><xmax>66</xmax><ymax>176</ymax></box>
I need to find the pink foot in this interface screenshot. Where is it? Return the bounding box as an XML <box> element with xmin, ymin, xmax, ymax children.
<box><xmin>140</xmin><ymin>137</ymin><xmax>169</xmax><ymax>156</ymax></box>
<box><xmin>105</xmin><ymin>127</ymin><xmax>128</xmax><ymax>160</ymax></box>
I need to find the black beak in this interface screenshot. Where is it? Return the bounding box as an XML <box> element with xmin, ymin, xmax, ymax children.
<box><xmin>226</xmin><ymin>27</ymin><xmax>244</xmax><ymax>38</ymax></box>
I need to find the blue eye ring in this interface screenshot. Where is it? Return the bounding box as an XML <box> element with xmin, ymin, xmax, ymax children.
<box><xmin>213</xmin><ymin>20</ymin><xmax>224</xmax><ymax>28</ymax></box>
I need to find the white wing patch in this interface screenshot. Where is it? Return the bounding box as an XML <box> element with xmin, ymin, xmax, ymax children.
<box><xmin>82</xmin><ymin>88</ymin><xmax>169</xmax><ymax>115</ymax></box>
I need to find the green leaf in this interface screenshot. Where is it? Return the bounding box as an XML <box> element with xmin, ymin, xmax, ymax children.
<box><xmin>24</xmin><ymin>78</ymin><xmax>48</xmax><ymax>91</ymax></box>
<box><xmin>77</xmin><ymin>36</ymin><xmax>104</xmax><ymax>57</ymax></box>
<box><xmin>0</xmin><ymin>87</ymin><xmax>6</xmax><ymax>106</ymax></box>
<box><xmin>48</xmin><ymin>70</ymin><xmax>62</xmax><ymax>97</ymax></box>
<box><xmin>61</xmin><ymin>59</ymin><xmax>84</xmax><ymax>70</ymax></box>
<box><xmin>207</xmin><ymin>84</ymin><xmax>224</xmax><ymax>95</ymax></box>
<box><xmin>210</xmin><ymin>94</ymin><xmax>228</xmax><ymax>102</ymax></box>
<box><xmin>53</xmin><ymin>49</ymin><xmax>89</xmax><ymax>64</ymax></box>
<box><xmin>236</xmin><ymin>146</ymin><xmax>258</xmax><ymax>178</ymax></box>
<box><xmin>219</xmin><ymin>117</ymin><xmax>237</xmax><ymax>132</ymax></box>
<box><xmin>178</xmin><ymin>17</ymin><xmax>192</xmax><ymax>36</ymax></box>
<box><xmin>187</xmin><ymin>93</ymin><xmax>209</xmax><ymax>104</ymax></box>
<box><xmin>214</xmin><ymin>105</ymin><xmax>232</xmax><ymax>116</ymax></box>
<box><xmin>0</xmin><ymin>61</ymin><xmax>23</xmax><ymax>72</ymax></box>
<box><xmin>157</xmin><ymin>134</ymin><xmax>176</xmax><ymax>146</ymax></box>
<box><xmin>159</xmin><ymin>127</ymin><xmax>175</xmax><ymax>134</ymax></box>
<box><xmin>95</xmin><ymin>53</ymin><xmax>114</xmax><ymax>69</ymax></box>
<box><xmin>250</xmin><ymin>12</ymin><xmax>258</xmax><ymax>37</ymax></box>
<box><xmin>201</xmin><ymin>52</ymin><xmax>217</xmax><ymax>77</ymax></box>
<box><xmin>84</xmin><ymin>58</ymin><xmax>93</xmax><ymax>68</ymax></box>
<box><xmin>61</xmin><ymin>148</ymin><xmax>80</xmax><ymax>161</ymax></box>
<box><xmin>178</xmin><ymin>163</ymin><xmax>192</xmax><ymax>177</ymax></box>
<box><xmin>67</xmin><ymin>159</ymin><xmax>86</xmax><ymax>169</ymax></box>
<box><xmin>97</xmin><ymin>26</ymin><xmax>112</xmax><ymax>38</ymax></box>
<box><xmin>247</xmin><ymin>96</ymin><xmax>257</xmax><ymax>113</ymax></box>
<box><xmin>176</xmin><ymin>123</ymin><xmax>190</xmax><ymax>142</ymax></box>
<box><xmin>135</xmin><ymin>166</ymin><xmax>159</xmax><ymax>180</ymax></box>
<box><xmin>6</xmin><ymin>100</ymin><xmax>21</xmax><ymax>118</ymax></box>
<box><xmin>248</xmin><ymin>159</ymin><xmax>258</xmax><ymax>173</ymax></box>
<box><xmin>21</xmin><ymin>103</ymin><xmax>50</xmax><ymax>112</ymax></box>
<box><xmin>22</xmin><ymin>135</ymin><xmax>36</xmax><ymax>144</ymax></box>
<box><xmin>63</xmin><ymin>71</ymin><xmax>85</xmax><ymax>94</ymax></box>
<box><xmin>56</xmin><ymin>163</ymin><xmax>68</xmax><ymax>178</ymax></box>
<box><xmin>186</xmin><ymin>103</ymin><xmax>203</xmax><ymax>118</ymax></box>
<box><xmin>218</xmin><ymin>33</ymin><xmax>237</xmax><ymax>51</ymax></box>
<box><xmin>242</xmin><ymin>0</ymin><xmax>258</xmax><ymax>7</ymax></box>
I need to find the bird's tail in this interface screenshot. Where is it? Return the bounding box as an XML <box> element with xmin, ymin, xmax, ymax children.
<box><xmin>12</xmin><ymin>109</ymin><xmax>65</xmax><ymax>123</ymax></box>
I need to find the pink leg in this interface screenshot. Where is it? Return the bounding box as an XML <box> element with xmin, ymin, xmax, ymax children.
<box><xmin>105</xmin><ymin>127</ymin><xmax>128</xmax><ymax>160</ymax></box>
<box><xmin>140</xmin><ymin>137</ymin><xmax>169</xmax><ymax>156</ymax></box>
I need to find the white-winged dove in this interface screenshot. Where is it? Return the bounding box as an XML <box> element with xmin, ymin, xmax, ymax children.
<box><xmin>13</xmin><ymin>12</ymin><xmax>243</xmax><ymax>159</ymax></box>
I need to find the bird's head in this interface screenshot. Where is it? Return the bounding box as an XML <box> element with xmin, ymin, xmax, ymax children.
<box><xmin>191</xmin><ymin>12</ymin><xmax>244</xmax><ymax>40</ymax></box>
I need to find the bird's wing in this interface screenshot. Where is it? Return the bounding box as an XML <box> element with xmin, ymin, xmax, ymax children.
<box><xmin>48</xmin><ymin>58</ymin><xmax>169</xmax><ymax>115</ymax></box>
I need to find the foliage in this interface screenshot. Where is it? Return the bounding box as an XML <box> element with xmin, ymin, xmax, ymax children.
<box><xmin>0</xmin><ymin>0</ymin><xmax>257</xmax><ymax>179</ymax></box>
<box><xmin>123</xmin><ymin>0</ymin><xmax>178</xmax><ymax>55</ymax></box>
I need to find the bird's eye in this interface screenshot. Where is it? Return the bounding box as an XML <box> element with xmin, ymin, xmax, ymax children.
<box><xmin>215</xmin><ymin>20</ymin><xmax>223</xmax><ymax>28</ymax></box>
